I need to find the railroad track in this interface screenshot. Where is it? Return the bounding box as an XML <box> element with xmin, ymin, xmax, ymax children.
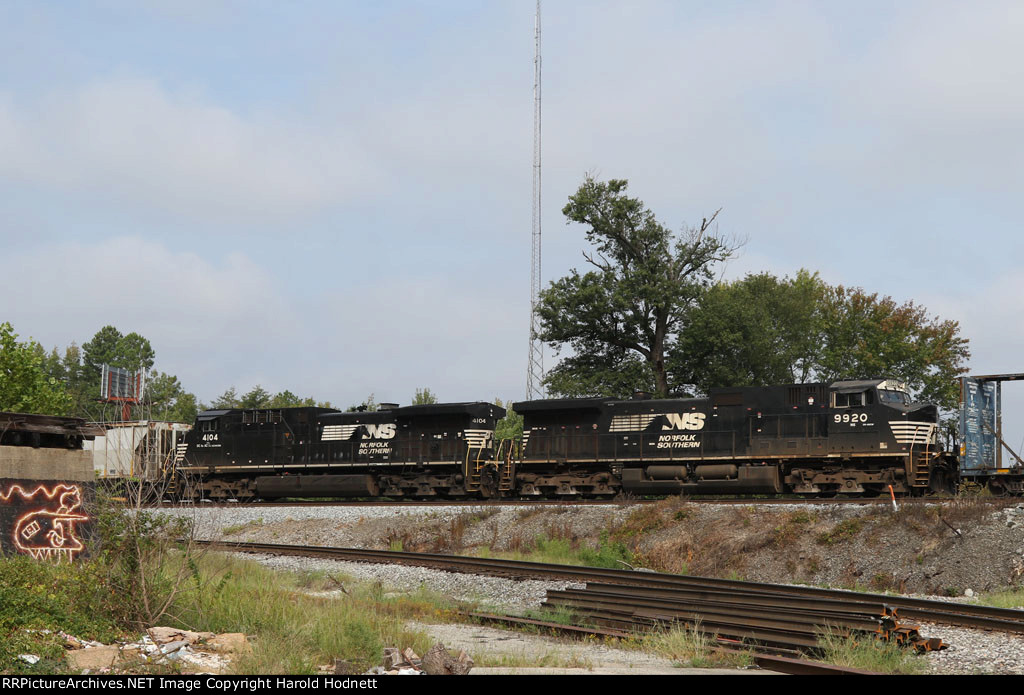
<box><xmin>151</xmin><ymin>495</ymin><xmax>963</xmax><ymax>509</ymax></box>
<box><xmin>466</xmin><ymin>613</ymin><xmax>882</xmax><ymax>675</ymax></box>
<box><xmin>197</xmin><ymin>540</ymin><xmax>1024</xmax><ymax>653</ymax></box>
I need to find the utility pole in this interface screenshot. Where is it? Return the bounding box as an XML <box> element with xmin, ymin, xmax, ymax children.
<box><xmin>527</xmin><ymin>0</ymin><xmax>545</xmax><ymax>400</ymax></box>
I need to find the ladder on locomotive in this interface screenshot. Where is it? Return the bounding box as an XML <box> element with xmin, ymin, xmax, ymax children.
<box><xmin>164</xmin><ymin>440</ymin><xmax>191</xmax><ymax>498</ymax></box>
<box><xmin>909</xmin><ymin>424</ymin><xmax>936</xmax><ymax>489</ymax></box>
<box><xmin>465</xmin><ymin>439</ymin><xmax>515</xmax><ymax>494</ymax></box>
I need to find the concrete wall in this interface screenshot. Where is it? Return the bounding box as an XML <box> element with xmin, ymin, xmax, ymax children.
<box><xmin>0</xmin><ymin>447</ymin><xmax>96</xmax><ymax>560</ymax></box>
<box><xmin>0</xmin><ymin>445</ymin><xmax>94</xmax><ymax>482</ymax></box>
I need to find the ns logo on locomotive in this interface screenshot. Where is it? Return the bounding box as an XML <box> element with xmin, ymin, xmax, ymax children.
<box><xmin>166</xmin><ymin>378</ymin><xmax>973</xmax><ymax>500</ymax></box>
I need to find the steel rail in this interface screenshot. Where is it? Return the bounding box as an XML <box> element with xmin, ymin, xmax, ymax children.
<box><xmin>752</xmin><ymin>654</ymin><xmax>881</xmax><ymax>676</ymax></box>
<box><xmin>581</xmin><ymin>582</ymin><xmax>901</xmax><ymax>617</ymax></box>
<box><xmin>196</xmin><ymin>540</ymin><xmax>1024</xmax><ymax>633</ymax></box>
<box><xmin>544</xmin><ymin>590</ymin><xmax>894</xmax><ymax>634</ymax></box>
<box><xmin>467</xmin><ymin>613</ymin><xmax>878</xmax><ymax>674</ymax></box>
<box><xmin>542</xmin><ymin>589</ymin><xmax>941</xmax><ymax>652</ymax></box>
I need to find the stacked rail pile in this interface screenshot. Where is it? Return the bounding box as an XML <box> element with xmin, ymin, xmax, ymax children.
<box><xmin>541</xmin><ymin>582</ymin><xmax>943</xmax><ymax>654</ymax></box>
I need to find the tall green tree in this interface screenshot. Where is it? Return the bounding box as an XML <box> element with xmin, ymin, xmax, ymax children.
<box><xmin>493</xmin><ymin>398</ymin><xmax>524</xmax><ymax>442</ymax></box>
<box><xmin>209</xmin><ymin>387</ymin><xmax>240</xmax><ymax>409</ymax></box>
<box><xmin>116</xmin><ymin>332</ymin><xmax>156</xmax><ymax>372</ymax></box>
<box><xmin>537</xmin><ymin>176</ymin><xmax>738</xmax><ymax>397</ymax></box>
<box><xmin>674</xmin><ymin>271</ymin><xmax>824</xmax><ymax>394</ymax></box>
<box><xmin>813</xmin><ymin>285</ymin><xmax>968</xmax><ymax>410</ymax></box>
<box><xmin>0</xmin><ymin>322</ymin><xmax>73</xmax><ymax>415</ymax></box>
<box><xmin>412</xmin><ymin>387</ymin><xmax>438</xmax><ymax>405</ymax></box>
<box><xmin>146</xmin><ymin>371</ymin><xmax>199</xmax><ymax>423</ymax></box>
<box><xmin>80</xmin><ymin>325</ymin><xmax>155</xmax><ymax>399</ymax></box>
<box><xmin>672</xmin><ymin>273</ymin><xmax>968</xmax><ymax>410</ymax></box>
<box><xmin>81</xmin><ymin>325</ymin><xmax>124</xmax><ymax>385</ymax></box>
<box><xmin>346</xmin><ymin>394</ymin><xmax>378</xmax><ymax>412</ymax></box>
<box><xmin>239</xmin><ymin>385</ymin><xmax>273</xmax><ymax>409</ymax></box>
<box><xmin>205</xmin><ymin>385</ymin><xmax>331</xmax><ymax>411</ymax></box>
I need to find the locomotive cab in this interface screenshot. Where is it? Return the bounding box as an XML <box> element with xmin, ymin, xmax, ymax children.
<box><xmin>828</xmin><ymin>379</ymin><xmax>938</xmax><ymax>453</ymax></box>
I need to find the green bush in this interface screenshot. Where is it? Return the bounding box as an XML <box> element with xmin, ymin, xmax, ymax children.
<box><xmin>0</xmin><ymin>557</ymin><xmax>122</xmax><ymax>672</ymax></box>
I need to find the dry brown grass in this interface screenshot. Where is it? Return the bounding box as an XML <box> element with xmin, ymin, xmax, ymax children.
<box><xmin>544</xmin><ymin>519</ymin><xmax>577</xmax><ymax>544</ymax></box>
<box><xmin>609</xmin><ymin>502</ymin><xmax>669</xmax><ymax>542</ymax></box>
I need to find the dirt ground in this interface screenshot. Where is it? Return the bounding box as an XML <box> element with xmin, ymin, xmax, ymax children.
<box><xmin>405</xmin><ymin>621</ymin><xmax>775</xmax><ymax>675</ymax></box>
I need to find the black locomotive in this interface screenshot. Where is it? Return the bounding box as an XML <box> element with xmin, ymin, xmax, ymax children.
<box><xmin>173</xmin><ymin>378</ymin><xmax>953</xmax><ymax>499</ymax></box>
<box><xmin>515</xmin><ymin>378</ymin><xmax>951</xmax><ymax>498</ymax></box>
<box><xmin>174</xmin><ymin>401</ymin><xmax>510</xmax><ymax>500</ymax></box>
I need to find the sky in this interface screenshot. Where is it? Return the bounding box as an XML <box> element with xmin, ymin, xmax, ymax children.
<box><xmin>1</xmin><ymin>1</ymin><xmax>1022</xmax><ymax>429</ymax></box>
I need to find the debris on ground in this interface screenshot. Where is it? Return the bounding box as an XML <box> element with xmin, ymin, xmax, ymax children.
<box><xmin>364</xmin><ymin>644</ymin><xmax>472</xmax><ymax>675</ymax></box>
<box><xmin>421</xmin><ymin>643</ymin><xmax>474</xmax><ymax>675</ymax></box>
<box><xmin>56</xmin><ymin>626</ymin><xmax>252</xmax><ymax>674</ymax></box>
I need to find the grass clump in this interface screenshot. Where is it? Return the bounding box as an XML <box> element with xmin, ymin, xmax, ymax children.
<box><xmin>521</xmin><ymin>605</ymin><xmax>583</xmax><ymax>627</ymax></box>
<box><xmin>771</xmin><ymin>509</ymin><xmax>816</xmax><ymax>547</ymax></box>
<box><xmin>472</xmin><ymin>650</ymin><xmax>594</xmax><ymax>669</ymax></box>
<box><xmin>979</xmin><ymin>587</ymin><xmax>1024</xmax><ymax>609</ymax></box>
<box><xmin>480</xmin><ymin>531</ymin><xmax>633</xmax><ymax>569</ymax></box>
<box><xmin>221</xmin><ymin>518</ymin><xmax>263</xmax><ymax>536</ymax></box>
<box><xmin>0</xmin><ymin>557</ymin><xmax>124</xmax><ymax>673</ymax></box>
<box><xmin>643</xmin><ymin>624</ymin><xmax>752</xmax><ymax>669</ymax></box>
<box><xmin>171</xmin><ymin>553</ymin><xmax>455</xmax><ymax>674</ymax></box>
<box><xmin>817</xmin><ymin>632</ymin><xmax>926</xmax><ymax>674</ymax></box>
<box><xmin>610</xmin><ymin>504</ymin><xmax>667</xmax><ymax>541</ymax></box>
<box><xmin>816</xmin><ymin>518</ymin><xmax>864</xmax><ymax>546</ymax></box>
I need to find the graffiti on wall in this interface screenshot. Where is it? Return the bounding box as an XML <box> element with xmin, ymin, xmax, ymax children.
<box><xmin>0</xmin><ymin>483</ymin><xmax>90</xmax><ymax>562</ymax></box>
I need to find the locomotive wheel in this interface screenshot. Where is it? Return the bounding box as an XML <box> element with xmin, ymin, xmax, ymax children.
<box><xmin>479</xmin><ymin>466</ymin><xmax>501</xmax><ymax>499</ymax></box>
<box><xmin>928</xmin><ymin>468</ymin><xmax>956</xmax><ymax>496</ymax></box>
<box><xmin>989</xmin><ymin>479</ymin><xmax>1009</xmax><ymax>497</ymax></box>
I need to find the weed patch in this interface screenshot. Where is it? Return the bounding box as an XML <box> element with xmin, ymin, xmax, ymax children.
<box><xmin>172</xmin><ymin>554</ymin><xmax>451</xmax><ymax>673</ymax></box>
<box><xmin>816</xmin><ymin>632</ymin><xmax>925</xmax><ymax>674</ymax></box>
<box><xmin>610</xmin><ymin>504</ymin><xmax>667</xmax><ymax>541</ymax></box>
<box><xmin>980</xmin><ymin>587</ymin><xmax>1024</xmax><ymax>609</ymax></box>
<box><xmin>478</xmin><ymin>532</ymin><xmax>633</xmax><ymax>570</ymax></box>
<box><xmin>816</xmin><ymin>518</ymin><xmax>865</xmax><ymax>546</ymax></box>
<box><xmin>643</xmin><ymin>625</ymin><xmax>752</xmax><ymax>669</ymax></box>
<box><xmin>0</xmin><ymin>558</ymin><xmax>123</xmax><ymax>673</ymax></box>
<box><xmin>222</xmin><ymin>518</ymin><xmax>263</xmax><ymax>536</ymax></box>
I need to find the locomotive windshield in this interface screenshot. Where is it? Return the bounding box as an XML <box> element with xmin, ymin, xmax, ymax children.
<box><xmin>878</xmin><ymin>389</ymin><xmax>909</xmax><ymax>405</ymax></box>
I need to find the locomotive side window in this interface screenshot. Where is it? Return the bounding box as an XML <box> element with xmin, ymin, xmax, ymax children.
<box><xmin>833</xmin><ymin>391</ymin><xmax>867</xmax><ymax>408</ymax></box>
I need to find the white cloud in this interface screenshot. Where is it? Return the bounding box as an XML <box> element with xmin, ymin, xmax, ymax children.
<box><xmin>0</xmin><ymin>236</ymin><xmax>530</xmax><ymax>406</ymax></box>
<box><xmin>0</xmin><ymin>78</ymin><xmax>384</xmax><ymax>220</ymax></box>
<box><xmin>0</xmin><ymin>236</ymin><xmax>297</xmax><ymax>391</ymax></box>
<box><xmin>819</xmin><ymin>2</ymin><xmax>1024</xmax><ymax>192</ymax></box>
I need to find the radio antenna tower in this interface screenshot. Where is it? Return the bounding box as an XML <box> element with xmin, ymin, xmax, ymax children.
<box><xmin>527</xmin><ymin>0</ymin><xmax>545</xmax><ymax>399</ymax></box>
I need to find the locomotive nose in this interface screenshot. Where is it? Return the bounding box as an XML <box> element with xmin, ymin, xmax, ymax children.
<box><xmin>904</xmin><ymin>403</ymin><xmax>938</xmax><ymax>421</ymax></box>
